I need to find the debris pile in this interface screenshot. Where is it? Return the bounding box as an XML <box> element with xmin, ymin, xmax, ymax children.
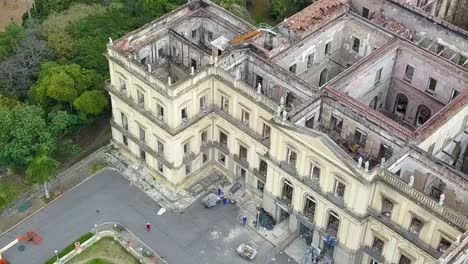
<box><xmin>258</xmin><ymin>208</ymin><xmax>276</xmax><ymax>230</ymax></box>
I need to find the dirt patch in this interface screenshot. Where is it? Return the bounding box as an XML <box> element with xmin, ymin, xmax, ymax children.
<box><xmin>58</xmin><ymin>116</ymin><xmax>111</xmax><ymax>169</ymax></box>
<box><xmin>67</xmin><ymin>237</ymin><xmax>140</xmax><ymax>264</ymax></box>
<box><xmin>0</xmin><ymin>0</ymin><xmax>33</xmax><ymax>31</ymax></box>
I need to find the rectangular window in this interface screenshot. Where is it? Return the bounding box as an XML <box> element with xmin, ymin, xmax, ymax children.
<box><xmin>137</xmin><ymin>90</ymin><xmax>145</xmax><ymax>107</ymax></box>
<box><xmin>398</xmin><ymin>255</ymin><xmax>411</xmax><ymax>264</ymax></box>
<box><xmin>185</xmin><ymin>164</ymin><xmax>191</xmax><ymax>175</ymax></box>
<box><xmin>426</xmin><ymin>77</ymin><xmax>437</xmax><ymax>93</ymax></box>
<box><xmin>325</xmin><ymin>41</ymin><xmax>332</xmax><ymax>55</ymax></box>
<box><xmin>289</xmin><ymin>64</ymin><xmax>296</xmax><ymax>74</ymax></box>
<box><xmin>122</xmin><ymin>135</ymin><xmax>128</xmax><ymax>146</ymax></box>
<box><xmin>307</xmin><ymin>53</ymin><xmax>315</xmax><ymax>68</ymax></box>
<box><xmin>239</xmin><ymin>145</ymin><xmax>248</xmax><ymax>161</ymax></box>
<box><xmin>309</xmin><ymin>164</ymin><xmax>321</xmax><ymax>180</ymax></box>
<box><xmin>157</xmin><ymin>141</ymin><xmax>164</xmax><ymax>155</ymax></box>
<box><xmin>183</xmin><ymin>142</ymin><xmax>190</xmax><ymax>154</ymax></box>
<box><xmin>121</xmin><ymin>113</ymin><xmax>128</xmax><ymax>130</ymax></box>
<box><xmin>259</xmin><ymin>159</ymin><xmax>268</xmax><ymax>176</ymax></box>
<box><xmin>157</xmin><ymin>104</ymin><xmax>164</xmax><ymax>120</ymax></box>
<box><xmin>218</xmin><ymin>152</ymin><xmax>226</xmax><ymax>165</ymax></box>
<box><xmin>305</xmin><ymin>116</ymin><xmax>315</xmax><ymax>128</ymax></box>
<box><xmin>354</xmin><ymin>129</ymin><xmax>367</xmax><ymax>147</ymax></box>
<box><xmin>119</xmin><ymin>78</ymin><xmax>126</xmax><ymax>94</ymax></box>
<box><xmin>241</xmin><ymin>109</ymin><xmax>250</xmax><ymax>127</ymax></box>
<box><xmin>287</xmin><ymin>148</ymin><xmax>297</xmax><ymax>169</ymax></box>
<box><xmin>375</xmin><ymin>68</ymin><xmax>383</xmax><ymax>84</ymax></box>
<box><xmin>199</xmin><ymin>96</ymin><xmax>207</xmax><ymax>111</ymax></box>
<box><xmin>139</xmin><ymin>126</ymin><xmax>146</xmax><ymax>143</ymax></box>
<box><xmin>157</xmin><ymin>162</ymin><xmax>163</xmax><ymax>173</ymax></box>
<box><xmin>409</xmin><ymin>217</ymin><xmax>424</xmax><ymax>235</ymax></box>
<box><xmin>201</xmin><ymin>131</ymin><xmax>208</xmax><ymax>145</ymax></box>
<box><xmin>219</xmin><ymin>131</ymin><xmax>228</xmax><ymax>148</ymax></box>
<box><xmin>191</xmin><ymin>29</ymin><xmax>197</xmax><ymax>39</ymax></box>
<box><xmin>352</xmin><ymin>37</ymin><xmax>360</xmax><ymax>52</ymax></box>
<box><xmin>334</xmin><ymin>180</ymin><xmax>346</xmax><ymax>199</ymax></box>
<box><xmin>262</xmin><ymin>123</ymin><xmax>271</xmax><ymax>139</ymax></box>
<box><xmin>256</xmin><ymin>74</ymin><xmax>263</xmax><ymax>87</ymax></box>
<box><xmin>438</xmin><ymin>237</ymin><xmax>452</xmax><ymax>253</ymax></box>
<box><xmin>450</xmin><ymin>89</ymin><xmax>460</xmax><ymax>101</ymax></box>
<box><xmin>221</xmin><ymin>96</ymin><xmax>229</xmax><ymax>113</ymax></box>
<box><xmin>207</xmin><ymin>31</ymin><xmax>213</xmax><ymax>41</ymax></box>
<box><xmin>381</xmin><ymin>197</ymin><xmax>394</xmax><ymax>218</ymax></box>
<box><xmin>330</xmin><ymin>115</ymin><xmax>343</xmax><ymax>134</ymax></box>
<box><xmin>371</xmin><ymin>237</ymin><xmax>384</xmax><ymax>254</ymax></box>
<box><xmin>181</xmin><ymin>108</ymin><xmax>188</xmax><ymax>120</ymax></box>
<box><xmin>362</xmin><ymin>7</ymin><xmax>369</xmax><ymax>18</ymax></box>
<box><xmin>404</xmin><ymin>65</ymin><xmax>415</xmax><ymax>83</ymax></box>
<box><xmin>202</xmin><ymin>153</ymin><xmax>208</xmax><ymax>163</ymax></box>
<box><xmin>257</xmin><ymin>179</ymin><xmax>265</xmax><ymax>193</ymax></box>
<box><xmin>139</xmin><ymin>149</ymin><xmax>146</xmax><ymax>163</ymax></box>
<box><xmin>158</xmin><ymin>47</ymin><xmax>164</xmax><ymax>57</ymax></box>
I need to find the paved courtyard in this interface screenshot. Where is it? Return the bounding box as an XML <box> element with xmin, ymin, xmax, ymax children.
<box><xmin>0</xmin><ymin>169</ymin><xmax>296</xmax><ymax>264</ymax></box>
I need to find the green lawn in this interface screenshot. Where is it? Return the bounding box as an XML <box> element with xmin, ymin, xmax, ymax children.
<box><xmin>66</xmin><ymin>237</ymin><xmax>140</xmax><ymax>264</ymax></box>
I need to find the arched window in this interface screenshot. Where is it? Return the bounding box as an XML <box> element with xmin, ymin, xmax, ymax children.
<box><xmin>415</xmin><ymin>105</ymin><xmax>431</xmax><ymax>126</ymax></box>
<box><xmin>303</xmin><ymin>195</ymin><xmax>316</xmax><ymax>221</ymax></box>
<box><xmin>394</xmin><ymin>93</ymin><xmax>409</xmax><ymax>117</ymax></box>
<box><xmin>369</xmin><ymin>96</ymin><xmax>378</xmax><ymax>110</ymax></box>
<box><xmin>281</xmin><ymin>179</ymin><xmax>294</xmax><ymax>205</ymax></box>
<box><xmin>326</xmin><ymin>210</ymin><xmax>340</xmax><ymax>237</ymax></box>
<box><xmin>319</xmin><ymin>69</ymin><xmax>328</xmax><ymax>86</ymax></box>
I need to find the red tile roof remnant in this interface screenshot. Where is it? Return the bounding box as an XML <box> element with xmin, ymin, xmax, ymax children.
<box><xmin>415</xmin><ymin>90</ymin><xmax>468</xmax><ymax>139</ymax></box>
<box><xmin>283</xmin><ymin>0</ymin><xmax>347</xmax><ymax>31</ymax></box>
<box><xmin>370</xmin><ymin>15</ymin><xmax>412</xmax><ymax>39</ymax></box>
<box><xmin>324</xmin><ymin>86</ymin><xmax>415</xmax><ymax>138</ymax></box>
<box><xmin>114</xmin><ymin>38</ymin><xmax>130</xmax><ymax>51</ymax></box>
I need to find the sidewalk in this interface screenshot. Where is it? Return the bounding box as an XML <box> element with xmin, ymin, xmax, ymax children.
<box><xmin>104</xmin><ymin>150</ymin><xmax>228</xmax><ymax>212</ymax></box>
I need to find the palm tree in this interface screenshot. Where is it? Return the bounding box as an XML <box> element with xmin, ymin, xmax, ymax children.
<box><xmin>26</xmin><ymin>146</ymin><xmax>60</xmax><ymax>199</ymax></box>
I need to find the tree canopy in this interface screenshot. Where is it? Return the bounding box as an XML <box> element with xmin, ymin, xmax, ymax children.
<box><xmin>29</xmin><ymin>62</ymin><xmax>105</xmax><ymax>110</ymax></box>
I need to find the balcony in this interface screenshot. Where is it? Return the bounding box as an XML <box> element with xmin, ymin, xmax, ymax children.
<box><xmin>213</xmin><ymin>107</ymin><xmax>270</xmax><ymax>148</ymax></box>
<box><xmin>253</xmin><ymin>168</ymin><xmax>267</xmax><ymax>182</ymax></box>
<box><xmin>213</xmin><ymin>141</ymin><xmax>229</xmax><ymax>155</ymax></box>
<box><xmin>379</xmin><ymin>170</ymin><xmax>468</xmax><ymax>231</ymax></box>
<box><xmin>110</xmin><ymin>120</ymin><xmax>173</xmax><ymax>168</ymax></box>
<box><xmin>183</xmin><ymin>151</ymin><xmax>195</xmax><ymax>163</ymax></box>
<box><xmin>275</xmin><ymin>196</ymin><xmax>292</xmax><ymax>212</ymax></box>
<box><xmin>233</xmin><ymin>154</ymin><xmax>249</xmax><ymax>169</ymax></box>
<box><xmin>280</xmin><ymin>161</ymin><xmax>297</xmax><ymax>176</ymax></box>
<box><xmin>368</xmin><ymin>208</ymin><xmax>442</xmax><ymax>258</ymax></box>
<box><xmin>362</xmin><ymin>245</ymin><xmax>386</xmax><ymax>263</ymax></box>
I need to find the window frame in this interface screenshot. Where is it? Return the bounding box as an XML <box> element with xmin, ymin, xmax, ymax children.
<box><xmin>404</xmin><ymin>64</ymin><xmax>415</xmax><ymax>83</ymax></box>
<box><xmin>426</xmin><ymin>77</ymin><xmax>437</xmax><ymax>94</ymax></box>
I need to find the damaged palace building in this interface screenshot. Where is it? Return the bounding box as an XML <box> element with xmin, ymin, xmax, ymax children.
<box><xmin>105</xmin><ymin>0</ymin><xmax>468</xmax><ymax>263</ymax></box>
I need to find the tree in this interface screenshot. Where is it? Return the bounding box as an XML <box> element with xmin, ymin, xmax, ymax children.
<box><xmin>41</xmin><ymin>3</ymin><xmax>107</xmax><ymax>59</ymax></box>
<box><xmin>0</xmin><ymin>20</ymin><xmax>53</xmax><ymax>98</ymax></box>
<box><xmin>0</xmin><ymin>23</ymin><xmax>24</xmax><ymax>60</ymax></box>
<box><xmin>268</xmin><ymin>0</ymin><xmax>288</xmax><ymax>19</ymax></box>
<box><xmin>25</xmin><ymin>145</ymin><xmax>60</xmax><ymax>199</ymax></box>
<box><xmin>29</xmin><ymin>62</ymin><xmax>104</xmax><ymax>108</ymax></box>
<box><xmin>73</xmin><ymin>90</ymin><xmax>108</xmax><ymax>115</ymax></box>
<box><xmin>68</xmin><ymin>7</ymin><xmax>155</xmax><ymax>74</ymax></box>
<box><xmin>0</xmin><ymin>105</ymin><xmax>56</xmax><ymax>168</ymax></box>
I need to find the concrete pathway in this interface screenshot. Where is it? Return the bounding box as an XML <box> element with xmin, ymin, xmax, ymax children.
<box><xmin>0</xmin><ymin>169</ymin><xmax>295</xmax><ymax>264</ymax></box>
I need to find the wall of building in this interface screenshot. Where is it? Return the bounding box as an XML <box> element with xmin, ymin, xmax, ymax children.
<box><xmin>393</xmin><ymin>47</ymin><xmax>468</xmax><ymax>104</ymax></box>
<box><xmin>350</xmin><ymin>0</ymin><xmax>468</xmax><ymax>52</ymax></box>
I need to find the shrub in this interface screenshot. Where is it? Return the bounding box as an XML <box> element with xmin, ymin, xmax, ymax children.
<box><xmin>44</xmin><ymin>232</ymin><xmax>94</xmax><ymax>264</ymax></box>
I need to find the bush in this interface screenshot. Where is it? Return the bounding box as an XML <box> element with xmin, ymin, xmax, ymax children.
<box><xmin>90</xmin><ymin>160</ymin><xmax>109</xmax><ymax>173</ymax></box>
<box><xmin>44</xmin><ymin>232</ymin><xmax>94</xmax><ymax>264</ymax></box>
<box><xmin>86</xmin><ymin>259</ymin><xmax>110</xmax><ymax>264</ymax></box>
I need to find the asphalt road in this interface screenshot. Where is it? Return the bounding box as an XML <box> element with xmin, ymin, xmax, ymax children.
<box><xmin>0</xmin><ymin>169</ymin><xmax>295</xmax><ymax>264</ymax></box>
